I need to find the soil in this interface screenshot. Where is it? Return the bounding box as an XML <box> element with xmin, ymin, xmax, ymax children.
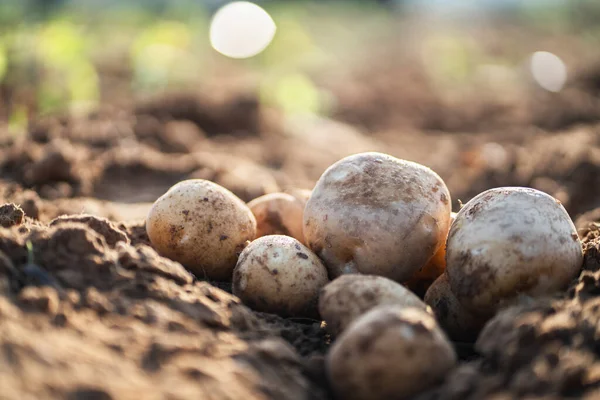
<box><xmin>1</xmin><ymin>53</ymin><xmax>600</xmax><ymax>399</ymax></box>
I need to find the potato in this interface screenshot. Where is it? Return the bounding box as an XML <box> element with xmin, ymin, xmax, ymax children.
<box><xmin>232</xmin><ymin>235</ymin><xmax>329</xmax><ymax>317</ymax></box>
<box><xmin>424</xmin><ymin>273</ymin><xmax>485</xmax><ymax>342</ymax></box>
<box><xmin>327</xmin><ymin>306</ymin><xmax>456</xmax><ymax>400</ymax></box>
<box><xmin>146</xmin><ymin>179</ymin><xmax>256</xmax><ymax>281</ymax></box>
<box><xmin>247</xmin><ymin>192</ymin><xmax>307</xmax><ymax>244</ymax></box>
<box><xmin>304</xmin><ymin>152</ymin><xmax>452</xmax><ymax>283</ymax></box>
<box><xmin>284</xmin><ymin>187</ymin><xmax>312</xmax><ymax>203</ymax></box>
<box><xmin>405</xmin><ymin>212</ymin><xmax>457</xmax><ymax>294</ymax></box>
<box><xmin>319</xmin><ymin>274</ymin><xmax>429</xmax><ymax>335</ymax></box>
<box><xmin>446</xmin><ymin>187</ymin><xmax>583</xmax><ymax>316</ymax></box>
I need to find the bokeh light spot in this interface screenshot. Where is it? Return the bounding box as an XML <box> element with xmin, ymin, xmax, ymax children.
<box><xmin>210</xmin><ymin>1</ymin><xmax>276</xmax><ymax>59</ymax></box>
<box><xmin>530</xmin><ymin>51</ymin><xmax>567</xmax><ymax>92</ymax></box>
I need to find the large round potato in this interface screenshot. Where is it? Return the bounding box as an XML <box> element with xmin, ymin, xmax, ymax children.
<box><xmin>146</xmin><ymin>179</ymin><xmax>256</xmax><ymax>281</ymax></box>
<box><xmin>446</xmin><ymin>187</ymin><xmax>583</xmax><ymax>316</ymax></box>
<box><xmin>304</xmin><ymin>152</ymin><xmax>452</xmax><ymax>282</ymax></box>
<box><xmin>327</xmin><ymin>306</ymin><xmax>456</xmax><ymax>400</ymax></box>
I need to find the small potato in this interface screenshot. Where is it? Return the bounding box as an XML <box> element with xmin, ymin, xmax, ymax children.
<box><xmin>146</xmin><ymin>179</ymin><xmax>256</xmax><ymax>281</ymax></box>
<box><xmin>304</xmin><ymin>152</ymin><xmax>452</xmax><ymax>283</ymax></box>
<box><xmin>248</xmin><ymin>192</ymin><xmax>307</xmax><ymax>244</ymax></box>
<box><xmin>319</xmin><ymin>274</ymin><xmax>429</xmax><ymax>335</ymax></box>
<box><xmin>405</xmin><ymin>212</ymin><xmax>457</xmax><ymax>294</ymax></box>
<box><xmin>446</xmin><ymin>187</ymin><xmax>583</xmax><ymax>316</ymax></box>
<box><xmin>284</xmin><ymin>187</ymin><xmax>312</xmax><ymax>204</ymax></box>
<box><xmin>327</xmin><ymin>306</ymin><xmax>457</xmax><ymax>400</ymax></box>
<box><xmin>212</xmin><ymin>161</ymin><xmax>280</xmax><ymax>202</ymax></box>
<box><xmin>424</xmin><ymin>273</ymin><xmax>485</xmax><ymax>342</ymax></box>
<box><xmin>232</xmin><ymin>235</ymin><xmax>329</xmax><ymax>317</ymax></box>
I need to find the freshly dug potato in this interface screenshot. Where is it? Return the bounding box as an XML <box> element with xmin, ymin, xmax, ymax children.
<box><xmin>146</xmin><ymin>179</ymin><xmax>256</xmax><ymax>281</ymax></box>
<box><xmin>405</xmin><ymin>212</ymin><xmax>457</xmax><ymax>294</ymax></box>
<box><xmin>319</xmin><ymin>274</ymin><xmax>429</xmax><ymax>335</ymax></box>
<box><xmin>424</xmin><ymin>273</ymin><xmax>485</xmax><ymax>342</ymax></box>
<box><xmin>285</xmin><ymin>187</ymin><xmax>312</xmax><ymax>203</ymax></box>
<box><xmin>304</xmin><ymin>152</ymin><xmax>452</xmax><ymax>282</ymax></box>
<box><xmin>446</xmin><ymin>187</ymin><xmax>583</xmax><ymax>316</ymax></box>
<box><xmin>327</xmin><ymin>306</ymin><xmax>457</xmax><ymax>400</ymax></box>
<box><xmin>247</xmin><ymin>192</ymin><xmax>307</xmax><ymax>244</ymax></box>
<box><xmin>232</xmin><ymin>235</ymin><xmax>329</xmax><ymax>317</ymax></box>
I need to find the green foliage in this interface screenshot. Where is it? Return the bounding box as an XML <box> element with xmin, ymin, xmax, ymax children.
<box><xmin>0</xmin><ymin>43</ymin><xmax>7</xmax><ymax>83</ymax></box>
<box><xmin>260</xmin><ymin>73</ymin><xmax>323</xmax><ymax>115</ymax></box>
<box><xmin>0</xmin><ymin>0</ymin><xmax>599</xmax><ymax>119</ymax></box>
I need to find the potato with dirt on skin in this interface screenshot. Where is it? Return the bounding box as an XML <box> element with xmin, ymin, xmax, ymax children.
<box><xmin>284</xmin><ymin>188</ymin><xmax>312</xmax><ymax>203</ymax></box>
<box><xmin>247</xmin><ymin>192</ymin><xmax>308</xmax><ymax>244</ymax></box>
<box><xmin>232</xmin><ymin>235</ymin><xmax>329</xmax><ymax>317</ymax></box>
<box><xmin>146</xmin><ymin>179</ymin><xmax>256</xmax><ymax>281</ymax></box>
<box><xmin>405</xmin><ymin>212</ymin><xmax>457</xmax><ymax>293</ymax></box>
<box><xmin>304</xmin><ymin>152</ymin><xmax>452</xmax><ymax>283</ymax></box>
<box><xmin>446</xmin><ymin>187</ymin><xmax>584</xmax><ymax>316</ymax></box>
<box><xmin>425</xmin><ymin>273</ymin><xmax>485</xmax><ymax>342</ymax></box>
<box><xmin>327</xmin><ymin>306</ymin><xmax>457</xmax><ymax>400</ymax></box>
<box><xmin>319</xmin><ymin>274</ymin><xmax>429</xmax><ymax>335</ymax></box>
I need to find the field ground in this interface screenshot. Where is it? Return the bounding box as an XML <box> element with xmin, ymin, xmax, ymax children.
<box><xmin>2</xmin><ymin>3</ymin><xmax>600</xmax><ymax>399</ymax></box>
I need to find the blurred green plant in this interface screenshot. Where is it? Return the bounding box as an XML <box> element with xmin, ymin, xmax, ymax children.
<box><xmin>8</xmin><ymin>104</ymin><xmax>28</xmax><ymax>135</ymax></box>
<box><xmin>131</xmin><ymin>20</ymin><xmax>198</xmax><ymax>91</ymax></box>
<box><xmin>0</xmin><ymin>43</ymin><xmax>7</xmax><ymax>83</ymax></box>
<box><xmin>260</xmin><ymin>73</ymin><xmax>323</xmax><ymax>115</ymax></box>
<box><xmin>0</xmin><ymin>0</ymin><xmax>599</xmax><ymax>124</ymax></box>
<box><xmin>36</xmin><ymin>20</ymin><xmax>99</xmax><ymax>113</ymax></box>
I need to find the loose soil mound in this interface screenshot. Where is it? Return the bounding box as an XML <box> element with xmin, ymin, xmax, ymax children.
<box><xmin>1</xmin><ymin>84</ymin><xmax>600</xmax><ymax>398</ymax></box>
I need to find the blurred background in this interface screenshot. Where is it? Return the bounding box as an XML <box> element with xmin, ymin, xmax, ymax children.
<box><xmin>1</xmin><ymin>0</ymin><xmax>600</xmax><ymax>222</ymax></box>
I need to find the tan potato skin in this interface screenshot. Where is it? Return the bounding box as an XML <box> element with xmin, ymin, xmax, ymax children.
<box><xmin>405</xmin><ymin>212</ymin><xmax>457</xmax><ymax>293</ymax></box>
<box><xmin>285</xmin><ymin>188</ymin><xmax>312</xmax><ymax>204</ymax></box>
<box><xmin>247</xmin><ymin>193</ymin><xmax>307</xmax><ymax>244</ymax></box>
<box><xmin>327</xmin><ymin>306</ymin><xmax>457</xmax><ymax>400</ymax></box>
<box><xmin>319</xmin><ymin>274</ymin><xmax>429</xmax><ymax>335</ymax></box>
<box><xmin>146</xmin><ymin>179</ymin><xmax>256</xmax><ymax>281</ymax></box>
<box><xmin>304</xmin><ymin>152</ymin><xmax>452</xmax><ymax>283</ymax></box>
<box><xmin>424</xmin><ymin>273</ymin><xmax>485</xmax><ymax>342</ymax></box>
<box><xmin>232</xmin><ymin>235</ymin><xmax>329</xmax><ymax>317</ymax></box>
<box><xmin>446</xmin><ymin>187</ymin><xmax>583</xmax><ymax>316</ymax></box>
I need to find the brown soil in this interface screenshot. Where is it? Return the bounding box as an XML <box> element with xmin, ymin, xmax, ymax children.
<box><xmin>1</xmin><ymin>58</ymin><xmax>600</xmax><ymax>399</ymax></box>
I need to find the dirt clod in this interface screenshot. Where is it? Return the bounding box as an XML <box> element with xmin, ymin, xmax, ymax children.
<box><xmin>0</xmin><ymin>203</ymin><xmax>24</xmax><ymax>228</ymax></box>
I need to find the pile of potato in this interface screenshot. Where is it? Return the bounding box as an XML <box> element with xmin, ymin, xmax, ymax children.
<box><xmin>146</xmin><ymin>152</ymin><xmax>583</xmax><ymax>400</ymax></box>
